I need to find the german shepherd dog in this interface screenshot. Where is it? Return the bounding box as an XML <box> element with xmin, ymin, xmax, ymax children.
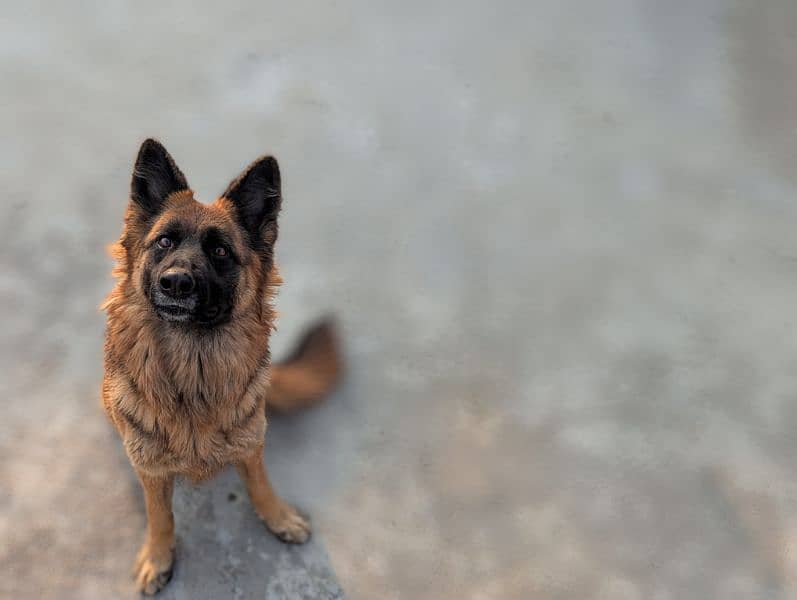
<box><xmin>102</xmin><ymin>139</ymin><xmax>341</xmax><ymax>594</ymax></box>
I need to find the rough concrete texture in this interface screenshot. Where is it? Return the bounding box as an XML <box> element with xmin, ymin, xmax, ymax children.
<box><xmin>159</xmin><ymin>471</ymin><xmax>343</xmax><ymax>600</ymax></box>
<box><xmin>3</xmin><ymin>1</ymin><xmax>797</xmax><ymax>599</ymax></box>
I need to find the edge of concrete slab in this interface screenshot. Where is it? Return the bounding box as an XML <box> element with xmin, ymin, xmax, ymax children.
<box><xmin>154</xmin><ymin>466</ymin><xmax>343</xmax><ymax>600</ymax></box>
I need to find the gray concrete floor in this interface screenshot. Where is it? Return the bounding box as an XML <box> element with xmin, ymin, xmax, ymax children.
<box><xmin>2</xmin><ymin>1</ymin><xmax>797</xmax><ymax>598</ymax></box>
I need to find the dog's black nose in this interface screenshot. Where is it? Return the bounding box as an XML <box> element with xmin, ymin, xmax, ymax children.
<box><xmin>159</xmin><ymin>269</ymin><xmax>195</xmax><ymax>298</ymax></box>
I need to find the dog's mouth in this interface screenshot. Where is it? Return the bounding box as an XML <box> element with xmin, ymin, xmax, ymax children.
<box><xmin>150</xmin><ymin>287</ymin><xmax>198</xmax><ymax>323</ymax></box>
<box><xmin>150</xmin><ymin>287</ymin><xmax>229</xmax><ymax>327</ymax></box>
<box><xmin>154</xmin><ymin>303</ymin><xmax>194</xmax><ymax>322</ymax></box>
<box><xmin>152</xmin><ymin>300</ymin><xmax>228</xmax><ymax>326</ymax></box>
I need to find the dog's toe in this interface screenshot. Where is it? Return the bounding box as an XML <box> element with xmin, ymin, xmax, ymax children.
<box><xmin>134</xmin><ymin>543</ymin><xmax>174</xmax><ymax>595</ymax></box>
<box><xmin>263</xmin><ymin>502</ymin><xmax>311</xmax><ymax>544</ymax></box>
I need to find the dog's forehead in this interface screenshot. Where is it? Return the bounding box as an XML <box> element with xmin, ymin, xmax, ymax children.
<box><xmin>150</xmin><ymin>193</ymin><xmax>244</xmax><ymax>246</ymax></box>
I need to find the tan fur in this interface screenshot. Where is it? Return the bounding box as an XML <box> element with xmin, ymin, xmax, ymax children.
<box><xmin>103</xmin><ymin>192</ymin><xmax>279</xmax><ymax>482</ymax></box>
<box><xmin>102</xmin><ymin>150</ymin><xmax>341</xmax><ymax>595</ymax></box>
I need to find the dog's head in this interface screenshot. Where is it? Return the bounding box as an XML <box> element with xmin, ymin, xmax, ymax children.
<box><xmin>117</xmin><ymin>139</ymin><xmax>281</xmax><ymax>327</ymax></box>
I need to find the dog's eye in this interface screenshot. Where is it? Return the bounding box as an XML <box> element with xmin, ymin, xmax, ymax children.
<box><xmin>213</xmin><ymin>246</ymin><xmax>228</xmax><ymax>257</ymax></box>
<box><xmin>157</xmin><ymin>236</ymin><xmax>173</xmax><ymax>249</ymax></box>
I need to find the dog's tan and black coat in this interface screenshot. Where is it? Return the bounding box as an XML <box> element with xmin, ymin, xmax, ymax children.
<box><xmin>102</xmin><ymin>139</ymin><xmax>341</xmax><ymax>595</ymax></box>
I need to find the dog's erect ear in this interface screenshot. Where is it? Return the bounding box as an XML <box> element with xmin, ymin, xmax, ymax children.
<box><xmin>130</xmin><ymin>139</ymin><xmax>189</xmax><ymax>215</ymax></box>
<box><xmin>222</xmin><ymin>156</ymin><xmax>281</xmax><ymax>239</ymax></box>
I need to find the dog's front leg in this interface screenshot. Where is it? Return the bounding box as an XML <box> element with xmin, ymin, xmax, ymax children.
<box><xmin>236</xmin><ymin>446</ymin><xmax>311</xmax><ymax>543</ymax></box>
<box><xmin>134</xmin><ymin>471</ymin><xmax>175</xmax><ymax>595</ymax></box>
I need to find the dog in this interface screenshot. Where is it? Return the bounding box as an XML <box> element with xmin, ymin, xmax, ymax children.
<box><xmin>101</xmin><ymin>139</ymin><xmax>341</xmax><ymax>595</ymax></box>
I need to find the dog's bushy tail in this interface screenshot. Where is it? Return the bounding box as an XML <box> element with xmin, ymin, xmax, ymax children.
<box><xmin>267</xmin><ymin>317</ymin><xmax>343</xmax><ymax>413</ymax></box>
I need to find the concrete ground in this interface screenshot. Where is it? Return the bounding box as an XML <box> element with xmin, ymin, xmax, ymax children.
<box><xmin>3</xmin><ymin>1</ymin><xmax>797</xmax><ymax>598</ymax></box>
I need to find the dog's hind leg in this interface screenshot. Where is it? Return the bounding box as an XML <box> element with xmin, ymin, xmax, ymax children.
<box><xmin>133</xmin><ymin>472</ymin><xmax>176</xmax><ymax>595</ymax></box>
<box><xmin>236</xmin><ymin>446</ymin><xmax>311</xmax><ymax>543</ymax></box>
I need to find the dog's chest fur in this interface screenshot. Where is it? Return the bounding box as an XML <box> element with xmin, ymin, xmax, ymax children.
<box><xmin>103</xmin><ymin>305</ymin><xmax>272</xmax><ymax>480</ymax></box>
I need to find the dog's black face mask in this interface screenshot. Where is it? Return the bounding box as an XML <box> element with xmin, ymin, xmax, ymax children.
<box><xmin>143</xmin><ymin>224</ymin><xmax>240</xmax><ymax>327</ymax></box>
<box><xmin>128</xmin><ymin>139</ymin><xmax>281</xmax><ymax>329</ymax></box>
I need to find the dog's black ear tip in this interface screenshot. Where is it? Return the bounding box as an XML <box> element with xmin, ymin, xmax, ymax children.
<box><xmin>223</xmin><ymin>155</ymin><xmax>282</xmax><ymax>199</ymax></box>
<box><xmin>136</xmin><ymin>138</ymin><xmax>167</xmax><ymax>161</ymax></box>
<box><xmin>222</xmin><ymin>154</ymin><xmax>282</xmax><ymax>236</ymax></box>
<box><xmin>130</xmin><ymin>138</ymin><xmax>188</xmax><ymax>213</ymax></box>
<box><xmin>251</xmin><ymin>155</ymin><xmax>281</xmax><ymax>184</ymax></box>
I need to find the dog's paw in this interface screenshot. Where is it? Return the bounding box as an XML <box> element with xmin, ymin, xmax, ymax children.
<box><xmin>134</xmin><ymin>542</ymin><xmax>174</xmax><ymax>595</ymax></box>
<box><xmin>262</xmin><ymin>501</ymin><xmax>311</xmax><ymax>544</ymax></box>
